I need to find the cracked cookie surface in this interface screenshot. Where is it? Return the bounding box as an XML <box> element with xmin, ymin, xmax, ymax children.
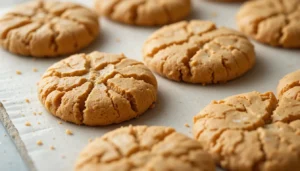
<box><xmin>237</xmin><ymin>0</ymin><xmax>300</xmax><ymax>48</ymax></box>
<box><xmin>193</xmin><ymin>70</ymin><xmax>300</xmax><ymax>171</ymax></box>
<box><xmin>94</xmin><ymin>0</ymin><xmax>191</xmax><ymax>26</ymax></box>
<box><xmin>0</xmin><ymin>0</ymin><xmax>100</xmax><ymax>57</ymax></box>
<box><xmin>38</xmin><ymin>51</ymin><xmax>157</xmax><ymax>126</ymax></box>
<box><xmin>143</xmin><ymin>20</ymin><xmax>255</xmax><ymax>84</ymax></box>
<box><xmin>75</xmin><ymin>125</ymin><xmax>215</xmax><ymax>171</ymax></box>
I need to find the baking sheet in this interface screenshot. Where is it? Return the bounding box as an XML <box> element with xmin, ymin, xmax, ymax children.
<box><xmin>0</xmin><ymin>0</ymin><xmax>299</xmax><ymax>171</ymax></box>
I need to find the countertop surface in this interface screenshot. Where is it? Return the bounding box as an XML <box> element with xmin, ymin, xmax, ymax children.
<box><xmin>0</xmin><ymin>122</ymin><xmax>27</xmax><ymax>171</ymax></box>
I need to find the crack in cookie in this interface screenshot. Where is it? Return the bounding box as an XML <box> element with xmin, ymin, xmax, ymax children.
<box><xmin>143</xmin><ymin>20</ymin><xmax>255</xmax><ymax>84</ymax></box>
<box><xmin>94</xmin><ymin>0</ymin><xmax>191</xmax><ymax>26</ymax></box>
<box><xmin>75</xmin><ymin>126</ymin><xmax>215</xmax><ymax>171</ymax></box>
<box><xmin>193</xmin><ymin>70</ymin><xmax>300</xmax><ymax>171</ymax></box>
<box><xmin>0</xmin><ymin>1</ymin><xmax>100</xmax><ymax>57</ymax></box>
<box><xmin>237</xmin><ymin>0</ymin><xmax>300</xmax><ymax>48</ymax></box>
<box><xmin>38</xmin><ymin>51</ymin><xmax>157</xmax><ymax>126</ymax></box>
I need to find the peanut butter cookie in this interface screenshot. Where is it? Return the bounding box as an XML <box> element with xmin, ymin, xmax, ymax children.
<box><xmin>143</xmin><ymin>20</ymin><xmax>255</xmax><ymax>84</ymax></box>
<box><xmin>237</xmin><ymin>0</ymin><xmax>300</xmax><ymax>48</ymax></box>
<box><xmin>38</xmin><ymin>52</ymin><xmax>157</xmax><ymax>126</ymax></box>
<box><xmin>193</xmin><ymin>70</ymin><xmax>300</xmax><ymax>171</ymax></box>
<box><xmin>75</xmin><ymin>125</ymin><xmax>215</xmax><ymax>171</ymax></box>
<box><xmin>94</xmin><ymin>0</ymin><xmax>191</xmax><ymax>26</ymax></box>
<box><xmin>0</xmin><ymin>1</ymin><xmax>100</xmax><ymax>57</ymax></box>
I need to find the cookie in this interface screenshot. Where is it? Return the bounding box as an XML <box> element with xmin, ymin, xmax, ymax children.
<box><xmin>193</xmin><ymin>70</ymin><xmax>300</xmax><ymax>171</ymax></box>
<box><xmin>38</xmin><ymin>51</ymin><xmax>157</xmax><ymax>126</ymax></box>
<box><xmin>0</xmin><ymin>1</ymin><xmax>100</xmax><ymax>57</ymax></box>
<box><xmin>94</xmin><ymin>0</ymin><xmax>191</xmax><ymax>26</ymax></box>
<box><xmin>75</xmin><ymin>125</ymin><xmax>215</xmax><ymax>171</ymax></box>
<box><xmin>143</xmin><ymin>20</ymin><xmax>255</xmax><ymax>84</ymax></box>
<box><xmin>237</xmin><ymin>0</ymin><xmax>300</xmax><ymax>48</ymax></box>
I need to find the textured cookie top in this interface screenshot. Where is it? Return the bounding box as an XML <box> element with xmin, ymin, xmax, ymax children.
<box><xmin>237</xmin><ymin>0</ymin><xmax>300</xmax><ymax>48</ymax></box>
<box><xmin>193</xmin><ymin>70</ymin><xmax>300</xmax><ymax>171</ymax></box>
<box><xmin>94</xmin><ymin>0</ymin><xmax>191</xmax><ymax>26</ymax></box>
<box><xmin>143</xmin><ymin>20</ymin><xmax>255</xmax><ymax>84</ymax></box>
<box><xmin>75</xmin><ymin>126</ymin><xmax>215</xmax><ymax>171</ymax></box>
<box><xmin>0</xmin><ymin>1</ymin><xmax>99</xmax><ymax>57</ymax></box>
<box><xmin>38</xmin><ymin>52</ymin><xmax>157</xmax><ymax>126</ymax></box>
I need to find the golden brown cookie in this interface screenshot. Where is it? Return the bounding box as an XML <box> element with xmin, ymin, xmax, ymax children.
<box><xmin>94</xmin><ymin>0</ymin><xmax>191</xmax><ymax>26</ymax></box>
<box><xmin>75</xmin><ymin>125</ymin><xmax>215</xmax><ymax>171</ymax></box>
<box><xmin>237</xmin><ymin>0</ymin><xmax>300</xmax><ymax>48</ymax></box>
<box><xmin>143</xmin><ymin>20</ymin><xmax>255</xmax><ymax>84</ymax></box>
<box><xmin>0</xmin><ymin>1</ymin><xmax>100</xmax><ymax>57</ymax></box>
<box><xmin>38</xmin><ymin>51</ymin><xmax>157</xmax><ymax>126</ymax></box>
<box><xmin>193</xmin><ymin>70</ymin><xmax>300</xmax><ymax>171</ymax></box>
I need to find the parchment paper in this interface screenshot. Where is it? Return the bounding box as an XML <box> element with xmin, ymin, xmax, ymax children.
<box><xmin>0</xmin><ymin>0</ymin><xmax>299</xmax><ymax>171</ymax></box>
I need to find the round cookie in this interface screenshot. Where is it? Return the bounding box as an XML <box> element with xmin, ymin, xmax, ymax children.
<box><xmin>237</xmin><ymin>0</ymin><xmax>300</xmax><ymax>48</ymax></box>
<box><xmin>0</xmin><ymin>1</ymin><xmax>100</xmax><ymax>57</ymax></box>
<box><xmin>75</xmin><ymin>125</ymin><xmax>215</xmax><ymax>171</ymax></box>
<box><xmin>94</xmin><ymin>0</ymin><xmax>191</xmax><ymax>26</ymax></box>
<box><xmin>193</xmin><ymin>70</ymin><xmax>300</xmax><ymax>171</ymax></box>
<box><xmin>38</xmin><ymin>51</ymin><xmax>157</xmax><ymax>126</ymax></box>
<box><xmin>143</xmin><ymin>20</ymin><xmax>255</xmax><ymax>84</ymax></box>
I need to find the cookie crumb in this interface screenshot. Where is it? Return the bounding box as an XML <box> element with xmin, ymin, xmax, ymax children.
<box><xmin>16</xmin><ymin>70</ymin><xmax>22</xmax><ymax>75</ymax></box>
<box><xmin>36</xmin><ymin>140</ymin><xmax>43</xmax><ymax>146</ymax></box>
<box><xmin>184</xmin><ymin>123</ymin><xmax>190</xmax><ymax>128</ymax></box>
<box><xmin>58</xmin><ymin>121</ymin><xmax>62</xmax><ymax>124</ymax></box>
<box><xmin>149</xmin><ymin>103</ymin><xmax>156</xmax><ymax>109</ymax></box>
<box><xmin>38</xmin><ymin>112</ymin><xmax>42</xmax><ymax>115</ymax></box>
<box><xmin>211</xmin><ymin>12</ymin><xmax>218</xmax><ymax>17</ymax></box>
<box><xmin>115</xmin><ymin>38</ymin><xmax>120</xmax><ymax>43</ymax></box>
<box><xmin>65</xmin><ymin>129</ymin><xmax>73</xmax><ymax>135</ymax></box>
<box><xmin>50</xmin><ymin>146</ymin><xmax>55</xmax><ymax>150</ymax></box>
<box><xmin>25</xmin><ymin>122</ymin><xmax>31</xmax><ymax>126</ymax></box>
<box><xmin>33</xmin><ymin>112</ymin><xmax>36</xmax><ymax>115</ymax></box>
<box><xmin>88</xmin><ymin>138</ymin><xmax>93</xmax><ymax>143</ymax></box>
<box><xmin>37</xmin><ymin>122</ymin><xmax>41</xmax><ymax>125</ymax></box>
<box><xmin>33</xmin><ymin>68</ymin><xmax>38</xmax><ymax>72</ymax></box>
<box><xmin>4</xmin><ymin>134</ymin><xmax>7</xmax><ymax>137</ymax></box>
<box><xmin>25</xmin><ymin>99</ymin><xmax>30</xmax><ymax>103</ymax></box>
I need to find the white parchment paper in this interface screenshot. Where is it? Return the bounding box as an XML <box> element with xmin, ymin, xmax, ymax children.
<box><xmin>0</xmin><ymin>0</ymin><xmax>299</xmax><ymax>171</ymax></box>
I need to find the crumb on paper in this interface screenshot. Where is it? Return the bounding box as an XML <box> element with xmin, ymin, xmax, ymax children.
<box><xmin>37</xmin><ymin>140</ymin><xmax>43</xmax><ymax>146</ymax></box>
<box><xmin>88</xmin><ymin>138</ymin><xmax>93</xmax><ymax>143</ymax></box>
<box><xmin>33</xmin><ymin>68</ymin><xmax>38</xmax><ymax>72</ymax></box>
<box><xmin>115</xmin><ymin>38</ymin><xmax>120</xmax><ymax>43</ymax></box>
<box><xmin>184</xmin><ymin>123</ymin><xmax>190</xmax><ymax>128</ymax></box>
<box><xmin>25</xmin><ymin>99</ymin><xmax>30</xmax><ymax>103</ymax></box>
<box><xmin>58</xmin><ymin>121</ymin><xmax>62</xmax><ymax>124</ymax></box>
<box><xmin>4</xmin><ymin>134</ymin><xmax>7</xmax><ymax>137</ymax></box>
<box><xmin>2</xmin><ymin>100</ymin><xmax>6</xmax><ymax>102</ymax></box>
<box><xmin>37</xmin><ymin>122</ymin><xmax>41</xmax><ymax>125</ymax></box>
<box><xmin>25</xmin><ymin>122</ymin><xmax>31</xmax><ymax>126</ymax></box>
<box><xmin>38</xmin><ymin>112</ymin><xmax>42</xmax><ymax>115</ymax></box>
<box><xmin>33</xmin><ymin>112</ymin><xmax>36</xmax><ymax>115</ymax></box>
<box><xmin>22</xmin><ymin>114</ymin><xmax>25</xmax><ymax>117</ymax></box>
<box><xmin>16</xmin><ymin>70</ymin><xmax>22</xmax><ymax>75</ymax></box>
<box><xmin>65</xmin><ymin>129</ymin><xmax>73</xmax><ymax>135</ymax></box>
<box><xmin>211</xmin><ymin>12</ymin><xmax>218</xmax><ymax>17</ymax></box>
<box><xmin>61</xmin><ymin>155</ymin><xmax>66</xmax><ymax>159</ymax></box>
<box><xmin>50</xmin><ymin>146</ymin><xmax>55</xmax><ymax>150</ymax></box>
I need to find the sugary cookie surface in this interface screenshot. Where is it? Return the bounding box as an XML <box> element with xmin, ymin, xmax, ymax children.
<box><xmin>38</xmin><ymin>52</ymin><xmax>157</xmax><ymax>126</ymax></box>
<box><xmin>75</xmin><ymin>126</ymin><xmax>215</xmax><ymax>171</ymax></box>
<box><xmin>94</xmin><ymin>0</ymin><xmax>191</xmax><ymax>26</ymax></box>
<box><xmin>143</xmin><ymin>20</ymin><xmax>255</xmax><ymax>84</ymax></box>
<box><xmin>193</xmin><ymin>70</ymin><xmax>300</xmax><ymax>171</ymax></box>
<box><xmin>0</xmin><ymin>0</ymin><xmax>99</xmax><ymax>57</ymax></box>
<box><xmin>237</xmin><ymin>0</ymin><xmax>300</xmax><ymax>48</ymax></box>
